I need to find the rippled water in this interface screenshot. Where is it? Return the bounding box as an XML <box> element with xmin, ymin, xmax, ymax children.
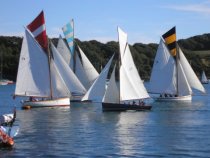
<box><xmin>1</xmin><ymin>84</ymin><xmax>210</xmax><ymax>157</ymax></box>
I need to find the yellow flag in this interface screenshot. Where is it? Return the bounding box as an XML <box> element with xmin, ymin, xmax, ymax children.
<box><xmin>162</xmin><ymin>27</ymin><xmax>176</xmax><ymax>56</ymax></box>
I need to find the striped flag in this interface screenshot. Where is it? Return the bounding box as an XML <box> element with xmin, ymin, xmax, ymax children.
<box><xmin>62</xmin><ymin>19</ymin><xmax>74</xmax><ymax>55</ymax></box>
<box><xmin>162</xmin><ymin>27</ymin><xmax>176</xmax><ymax>56</ymax></box>
<box><xmin>27</xmin><ymin>11</ymin><xmax>48</xmax><ymax>52</ymax></box>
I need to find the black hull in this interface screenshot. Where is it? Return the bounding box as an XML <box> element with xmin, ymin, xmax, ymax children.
<box><xmin>102</xmin><ymin>102</ymin><xmax>152</xmax><ymax>111</ymax></box>
<box><xmin>0</xmin><ymin>142</ymin><xmax>13</xmax><ymax>148</ymax></box>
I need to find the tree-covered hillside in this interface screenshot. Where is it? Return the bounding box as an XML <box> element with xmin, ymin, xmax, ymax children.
<box><xmin>1</xmin><ymin>33</ymin><xmax>210</xmax><ymax>81</ymax></box>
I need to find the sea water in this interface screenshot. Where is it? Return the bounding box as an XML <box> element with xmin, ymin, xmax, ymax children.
<box><xmin>0</xmin><ymin>84</ymin><xmax>210</xmax><ymax>157</ymax></box>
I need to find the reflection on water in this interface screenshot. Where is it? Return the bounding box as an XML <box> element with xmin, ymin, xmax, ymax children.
<box><xmin>1</xmin><ymin>84</ymin><xmax>210</xmax><ymax>157</ymax></box>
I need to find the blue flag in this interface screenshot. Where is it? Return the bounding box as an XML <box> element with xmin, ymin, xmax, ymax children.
<box><xmin>62</xmin><ymin>19</ymin><xmax>74</xmax><ymax>54</ymax></box>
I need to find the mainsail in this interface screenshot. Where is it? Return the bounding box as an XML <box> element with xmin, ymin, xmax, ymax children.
<box><xmin>149</xmin><ymin>39</ymin><xmax>177</xmax><ymax>94</ymax></box>
<box><xmin>15</xmin><ymin>29</ymin><xmax>51</xmax><ymax>97</ymax></box>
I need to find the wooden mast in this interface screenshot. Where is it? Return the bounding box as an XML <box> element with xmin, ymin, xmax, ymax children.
<box><xmin>175</xmin><ymin>43</ymin><xmax>179</xmax><ymax>96</ymax></box>
<box><xmin>118</xmin><ymin>31</ymin><xmax>121</xmax><ymax>104</ymax></box>
<box><xmin>47</xmin><ymin>38</ymin><xmax>53</xmax><ymax>99</ymax></box>
<box><xmin>72</xmin><ymin>19</ymin><xmax>77</xmax><ymax>73</ymax></box>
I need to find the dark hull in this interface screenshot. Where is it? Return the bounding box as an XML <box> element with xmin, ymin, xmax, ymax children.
<box><xmin>102</xmin><ymin>102</ymin><xmax>152</xmax><ymax>111</ymax></box>
<box><xmin>0</xmin><ymin>142</ymin><xmax>13</xmax><ymax>148</ymax></box>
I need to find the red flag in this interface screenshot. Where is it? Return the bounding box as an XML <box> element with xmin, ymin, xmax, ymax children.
<box><xmin>27</xmin><ymin>11</ymin><xmax>48</xmax><ymax>51</ymax></box>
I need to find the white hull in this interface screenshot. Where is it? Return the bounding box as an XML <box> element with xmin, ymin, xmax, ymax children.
<box><xmin>156</xmin><ymin>95</ymin><xmax>192</xmax><ymax>101</ymax></box>
<box><xmin>22</xmin><ymin>97</ymin><xmax>70</xmax><ymax>108</ymax></box>
<box><xmin>0</xmin><ymin>81</ymin><xmax>8</xmax><ymax>85</ymax></box>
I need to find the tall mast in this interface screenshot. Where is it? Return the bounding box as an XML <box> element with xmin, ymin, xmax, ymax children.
<box><xmin>117</xmin><ymin>27</ymin><xmax>121</xmax><ymax>103</ymax></box>
<box><xmin>48</xmin><ymin>39</ymin><xmax>53</xmax><ymax>99</ymax></box>
<box><xmin>175</xmin><ymin>44</ymin><xmax>179</xmax><ymax>96</ymax></box>
<box><xmin>72</xmin><ymin>19</ymin><xmax>76</xmax><ymax>73</ymax></box>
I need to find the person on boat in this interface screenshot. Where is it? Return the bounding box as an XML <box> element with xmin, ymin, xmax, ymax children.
<box><xmin>29</xmin><ymin>96</ymin><xmax>38</xmax><ymax>102</ymax></box>
<box><xmin>139</xmin><ymin>100</ymin><xmax>145</xmax><ymax>106</ymax></box>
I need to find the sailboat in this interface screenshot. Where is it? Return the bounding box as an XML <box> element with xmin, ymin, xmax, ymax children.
<box><xmin>15</xmin><ymin>29</ymin><xmax>70</xmax><ymax>108</ymax></box>
<box><xmin>149</xmin><ymin>27</ymin><xmax>205</xmax><ymax>101</ymax></box>
<box><xmin>14</xmin><ymin>11</ymin><xmax>86</xmax><ymax>108</ymax></box>
<box><xmin>102</xmin><ymin>27</ymin><xmax>152</xmax><ymax>111</ymax></box>
<box><xmin>81</xmin><ymin>54</ymin><xmax>114</xmax><ymax>102</ymax></box>
<box><xmin>201</xmin><ymin>71</ymin><xmax>208</xmax><ymax>84</ymax></box>
<box><xmin>0</xmin><ymin>108</ymin><xmax>19</xmax><ymax>147</ymax></box>
<box><xmin>61</xmin><ymin>19</ymin><xmax>99</xmax><ymax>90</ymax></box>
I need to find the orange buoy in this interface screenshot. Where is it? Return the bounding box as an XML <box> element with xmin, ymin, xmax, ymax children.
<box><xmin>22</xmin><ymin>105</ymin><xmax>31</xmax><ymax>110</ymax></box>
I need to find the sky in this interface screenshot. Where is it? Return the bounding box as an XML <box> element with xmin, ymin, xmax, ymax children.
<box><xmin>1</xmin><ymin>0</ymin><xmax>210</xmax><ymax>44</ymax></box>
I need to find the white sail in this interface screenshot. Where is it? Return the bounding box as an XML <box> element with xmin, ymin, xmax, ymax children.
<box><xmin>120</xmin><ymin>44</ymin><xmax>150</xmax><ymax>100</ymax></box>
<box><xmin>78</xmin><ymin>46</ymin><xmax>99</xmax><ymax>89</ymax></box>
<box><xmin>201</xmin><ymin>71</ymin><xmax>208</xmax><ymax>83</ymax></box>
<box><xmin>50</xmin><ymin>59</ymin><xmax>70</xmax><ymax>98</ymax></box>
<box><xmin>56</xmin><ymin>35</ymin><xmax>74</xmax><ymax>69</ymax></box>
<box><xmin>178</xmin><ymin>46</ymin><xmax>205</xmax><ymax>93</ymax></box>
<box><xmin>15</xmin><ymin>29</ymin><xmax>51</xmax><ymax>97</ymax></box>
<box><xmin>118</xmin><ymin>27</ymin><xmax>128</xmax><ymax>60</ymax></box>
<box><xmin>177</xmin><ymin>60</ymin><xmax>192</xmax><ymax>96</ymax></box>
<box><xmin>149</xmin><ymin>39</ymin><xmax>177</xmax><ymax>94</ymax></box>
<box><xmin>74</xmin><ymin>50</ymin><xmax>92</xmax><ymax>90</ymax></box>
<box><xmin>103</xmin><ymin>64</ymin><xmax>119</xmax><ymax>103</ymax></box>
<box><xmin>51</xmin><ymin>42</ymin><xmax>86</xmax><ymax>95</ymax></box>
<box><xmin>82</xmin><ymin>54</ymin><xmax>114</xmax><ymax>102</ymax></box>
